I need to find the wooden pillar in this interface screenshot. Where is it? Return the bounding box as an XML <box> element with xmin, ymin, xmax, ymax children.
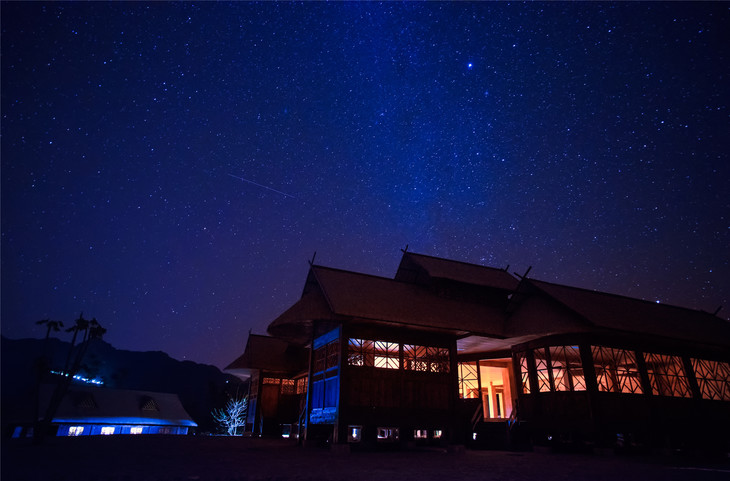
<box><xmin>447</xmin><ymin>337</ymin><xmax>462</xmax><ymax>445</ymax></box>
<box><xmin>302</xmin><ymin>322</ymin><xmax>316</xmax><ymax>444</ymax></box>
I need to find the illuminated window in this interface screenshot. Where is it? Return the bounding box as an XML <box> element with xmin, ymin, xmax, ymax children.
<box><xmin>515</xmin><ymin>352</ymin><xmax>531</xmax><ymax>394</ymax></box>
<box><xmin>534</xmin><ymin>350</ymin><xmax>551</xmax><ymax>392</ymax></box>
<box><xmin>644</xmin><ymin>352</ymin><xmax>691</xmax><ymax>398</ymax></box>
<box><xmin>347</xmin><ymin>425</ymin><xmax>362</xmax><ymax>443</ymax></box>
<box><xmin>295</xmin><ymin>377</ymin><xmax>308</xmax><ymax>395</ymax></box>
<box><xmin>100</xmin><ymin>426</ymin><xmax>115</xmax><ymax>435</ymax></box>
<box><xmin>68</xmin><ymin>426</ymin><xmax>84</xmax><ymax>436</ymax></box>
<box><xmin>374</xmin><ymin>341</ymin><xmax>400</xmax><ymax>369</ymax></box>
<box><xmin>314</xmin><ymin>344</ymin><xmax>327</xmax><ymax>372</ymax></box>
<box><xmin>376</xmin><ymin>427</ymin><xmax>399</xmax><ymax>441</ymax></box>
<box><xmin>130</xmin><ymin>426</ymin><xmax>143</xmax><ymax>435</ymax></box>
<box><xmin>347</xmin><ymin>338</ymin><xmax>373</xmax><ymax>367</ymax></box>
<box><xmin>414</xmin><ymin>429</ymin><xmax>428</xmax><ymax>439</ymax></box>
<box><xmin>691</xmin><ymin>358</ymin><xmax>730</xmax><ymax>401</ymax></box>
<box><xmin>458</xmin><ymin>362</ymin><xmax>479</xmax><ymax>399</ymax></box>
<box><xmin>280</xmin><ymin>379</ymin><xmax>295</xmax><ymax>395</ymax></box>
<box><xmin>549</xmin><ymin>346</ymin><xmax>586</xmax><ymax>391</ymax></box>
<box><xmin>404</xmin><ymin>344</ymin><xmax>429</xmax><ymax>371</ymax></box>
<box><xmin>263</xmin><ymin>377</ymin><xmax>280</xmax><ymax>385</ymax></box>
<box><xmin>429</xmin><ymin>347</ymin><xmax>450</xmax><ymax>373</ymax></box>
<box><xmin>433</xmin><ymin>430</ymin><xmax>442</xmax><ymax>439</ymax></box>
<box><xmin>404</xmin><ymin>344</ymin><xmax>450</xmax><ymax>373</ymax></box>
<box><xmin>591</xmin><ymin>346</ymin><xmax>643</xmax><ymax>394</ymax></box>
<box><xmin>326</xmin><ymin>340</ymin><xmax>339</xmax><ymax>370</ymax></box>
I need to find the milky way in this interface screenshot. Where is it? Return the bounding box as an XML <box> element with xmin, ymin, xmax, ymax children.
<box><xmin>2</xmin><ymin>3</ymin><xmax>728</xmax><ymax>368</ymax></box>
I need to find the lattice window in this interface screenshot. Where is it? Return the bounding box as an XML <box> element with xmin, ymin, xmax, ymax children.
<box><xmin>550</xmin><ymin>346</ymin><xmax>586</xmax><ymax>391</ymax></box>
<box><xmin>534</xmin><ymin>349</ymin><xmax>551</xmax><ymax>392</ymax></box>
<box><xmin>281</xmin><ymin>379</ymin><xmax>295</xmax><ymax>395</ymax></box>
<box><xmin>591</xmin><ymin>346</ymin><xmax>643</xmax><ymax>394</ymax></box>
<box><xmin>374</xmin><ymin>341</ymin><xmax>400</xmax><ymax>369</ymax></box>
<box><xmin>691</xmin><ymin>358</ymin><xmax>730</xmax><ymax>401</ymax></box>
<box><xmin>140</xmin><ymin>396</ymin><xmax>160</xmax><ymax>411</ymax></box>
<box><xmin>314</xmin><ymin>344</ymin><xmax>327</xmax><ymax>373</ymax></box>
<box><xmin>516</xmin><ymin>352</ymin><xmax>531</xmax><ymax>394</ymax></box>
<box><xmin>404</xmin><ymin>344</ymin><xmax>429</xmax><ymax>371</ymax></box>
<box><xmin>644</xmin><ymin>353</ymin><xmax>691</xmax><ymax>398</ymax></box>
<box><xmin>458</xmin><ymin>362</ymin><xmax>479</xmax><ymax>399</ymax></box>
<box><xmin>347</xmin><ymin>338</ymin><xmax>374</xmax><ymax>367</ymax></box>
<box><xmin>404</xmin><ymin>345</ymin><xmax>450</xmax><ymax>373</ymax></box>
<box><xmin>429</xmin><ymin>347</ymin><xmax>450</xmax><ymax>373</ymax></box>
<box><xmin>296</xmin><ymin>377</ymin><xmax>308</xmax><ymax>395</ymax></box>
<box><xmin>263</xmin><ymin>377</ymin><xmax>280</xmax><ymax>385</ymax></box>
<box><xmin>326</xmin><ymin>340</ymin><xmax>340</xmax><ymax>370</ymax></box>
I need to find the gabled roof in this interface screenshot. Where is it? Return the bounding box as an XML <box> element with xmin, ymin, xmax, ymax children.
<box><xmin>41</xmin><ymin>385</ymin><xmax>197</xmax><ymax>427</ymax></box>
<box><xmin>527</xmin><ymin>279</ymin><xmax>730</xmax><ymax>349</ymax></box>
<box><xmin>397</xmin><ymin>251</ymin><xmax>519</xmax><ymax>291</ymax></box>
<box><xmin>225</xmin><ymin>333</ymin><xmax>308</xmax><ymax>374</ymax></box>
<box><xmin>266</xmin><ymin>265</ymin><xmax>507</xmax><ymax>342</ymax></box>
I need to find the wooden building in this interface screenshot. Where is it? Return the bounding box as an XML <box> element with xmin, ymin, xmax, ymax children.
<box><xmin>227</xmin><ymin>251</ymin><xmax>730</xmax><ymax>451</ymax></box>
<box><xmin>226</xmin><ymin>334</ymin><xmax>308</xmax><ymax>437</ymax></box>
<box><xmin>11</xmin><ymin>386</ymin><xmax>197</xmax><ymax>438</ymax></box>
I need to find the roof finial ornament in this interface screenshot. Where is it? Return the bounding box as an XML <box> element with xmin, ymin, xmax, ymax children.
<box><xmin>401</xmin><ymin>244</ymin><xmax>409</xmax><ymax>253</ymax></box>
<box><xmin>514</xmin><ymin>266</ymin><xmax>532</xmax><ymax>280</ymax></box>
<box><xmin>308</xmin><ymin>251</ymin><xmax>317</xmax><ymax>266</ymax></box>
<box><xmin>713</xmin><ymin>305</ymin><xmax>723</xmax><ymax>316</ymax></box>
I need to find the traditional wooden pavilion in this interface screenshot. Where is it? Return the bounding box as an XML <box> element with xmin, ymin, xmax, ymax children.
<box><xmin>227</xmin><ymin>250</ymin><xmax>730</xmax><ymax>451</ymax></box>
<box><xmin>226</xmin><ymin>334</ymin><xmax>308</xmax><ymax>437</ymax></box>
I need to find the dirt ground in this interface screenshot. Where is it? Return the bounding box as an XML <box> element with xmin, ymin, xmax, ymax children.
<box><xmin>2</xmin><ymin>436</ymin><xmax>729</xmax><ymax>481</ymax></box>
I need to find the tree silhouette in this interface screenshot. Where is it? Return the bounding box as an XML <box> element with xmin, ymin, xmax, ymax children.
<box><xmin>32</xmin><ymin>319</ymin><xmax>65</xmax><ymax>433</ymax></box>
<box><xmin>33</xmin><ymin>313</ymin><xmax>106</xmax><ymax>445</ymax></box>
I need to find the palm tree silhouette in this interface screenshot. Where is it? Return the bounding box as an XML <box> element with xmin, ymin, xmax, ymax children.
<box><xmin>33</xmin><ymin>314</ymin><xmax>106</xmax><ymax>445</ymax></box>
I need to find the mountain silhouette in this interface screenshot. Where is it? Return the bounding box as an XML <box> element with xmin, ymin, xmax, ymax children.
<box><xmin>1</xmin><ymin>336</ymin><xmax>245</xmax><ymax>434</ymax></box>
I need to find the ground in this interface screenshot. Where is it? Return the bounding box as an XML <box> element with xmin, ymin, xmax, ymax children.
<box><xmin>2</xmin><ymin>436</ymin><xmax>729</xmax><ymax>481</ymax></box>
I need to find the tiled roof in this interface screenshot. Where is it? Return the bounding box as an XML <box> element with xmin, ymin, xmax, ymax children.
<box><xmin>42</xmin><ymin>385</ymin><xmax>197</xmax><ymax>426</ymax></box>
<box><xmin>398</xmin><ymin>252</ymin><xmax>519</xmax><ymax>290</ymax></box>
<box><xmin>528</xmin><ymin>279</ymin><xmax>730</xmax><ymax>348</ymax></box>
<box><xmin>225</xmin><ymin>333</ymin><xmax>308</xmax><ymax>373</ymax></box>
<box><xmin>267</xmin><ymin>266</ymin><xmax>506</xmax><ymax>342</ymax></box>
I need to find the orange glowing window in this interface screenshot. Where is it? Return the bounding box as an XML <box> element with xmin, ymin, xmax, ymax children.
<box><xmin>515</xmin><ymin>352</ymin><xmax>531</xmax><ymax>394</ymax></box>
<box><xmin>458</xmin><ymin>362</ymin><xmax>479</xmax><ymax>399</ymax></box>
<box><xmin>644</xmin><ymin>352</ymin><xmax>691</xmax><ymax>398</ymax></box>
<box><xmin>280</xmin><ymin>379</ymin><xmax>295</xmax><ymax>395</ymax></box>
<box><xmin>591</xmin><ymin>346</ymin><xmax>643</xmax><ymax>394</ymax></box>
<box><xmin>549</xmin><ymin>346</ymin><xmax>586</xmax><ymax>392</ymax></box>
<box><xmin>404</xmin><ymin>344</ymin><xmax>450</xmax><ymax>373</ymax></box>
<box><xmin>295</xmin><ymin>377</ymin><xmax>308</xmax><ymax>395</ymax></box>
<box><xmin>534</xmin><ymin>350</ymin><xmax>551</xmax><ymax>392</ymax></box>
<box><xmin>691</xmin><ymin>358</ymin><xmax>730</xmax><ymax>401</ymax></box>
<box><xmin>374</xmin><ymin>341</ymin><xmax>400</xmax><ymax>369</ymax></box>
<box><xmin>347</xmin><ymin>338</ymin><xmax>374</xmax><ymax>367</ymax></box>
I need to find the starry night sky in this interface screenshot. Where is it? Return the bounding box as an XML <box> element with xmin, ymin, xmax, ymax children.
<box><xmin>2</xmin><ymin>2</ymin><xmax>729</xmax><ymax>369</ymax></box>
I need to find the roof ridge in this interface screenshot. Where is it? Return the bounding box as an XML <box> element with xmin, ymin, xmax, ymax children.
<box><xmin>311</xmin><ymin>264</ymin><xmax>396</xmax><ymax>282</ymax></box>
<box><xmin>405</xmin><ymin>251</ymin><xmax>511</xmax><ymax>273</ymax></box>
<box><xmin>528</xmin><ymin>277</ymin><xmax>716</xmax><ymax>317</ymax></box>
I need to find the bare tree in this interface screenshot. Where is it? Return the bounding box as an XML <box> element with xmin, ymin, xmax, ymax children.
<box><xmin>212</xmin><ymin>397</ymin><xmax>247</xmax><ymax>436</ymax></box>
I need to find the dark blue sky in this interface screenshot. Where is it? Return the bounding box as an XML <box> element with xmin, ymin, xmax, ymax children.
<box><xmin>2</xmin><ymin>2</ymin><xmax>728</xmax><ymax>369</ymax></box>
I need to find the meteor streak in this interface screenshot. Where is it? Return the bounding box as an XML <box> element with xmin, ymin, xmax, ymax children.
<box><xmin>227</xmin><ymin>173</ymin><xmax>296</xmax><ymax>199</ymax></box>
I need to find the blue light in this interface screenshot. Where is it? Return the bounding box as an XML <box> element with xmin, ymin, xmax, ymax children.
<box><xmin>50</xmin><ymin>370</ymin><xmax>104</xmax><ymax>385</ymax></box>
<box><xmin>467</xmin><ymin>62</ymin><xmax>473</xmax><ymax>69</ymax></box>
